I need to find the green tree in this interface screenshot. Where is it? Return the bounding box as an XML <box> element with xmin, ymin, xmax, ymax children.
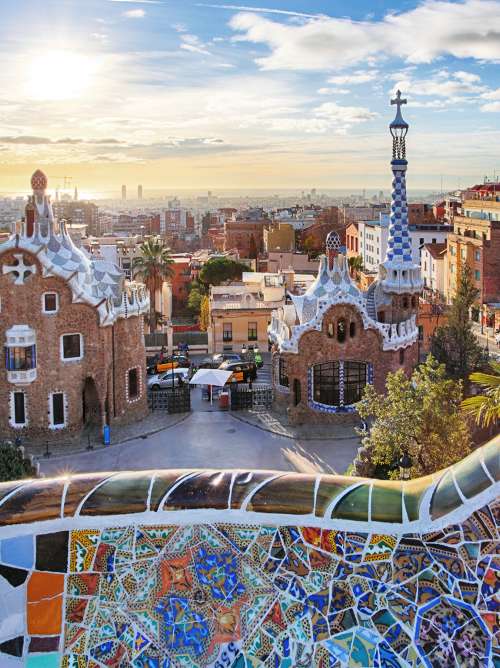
<box><xmin>0</xmin><ymin>442</ymin><xmax>34</xmax><ymax>482</ymax></box>
<box><xmin>461</xmin><ymin>361</ymin><xmax>500</xmax><ymax>428</ymax></box>
<box><xmin>199</xmin><ymin>295</ymin><xmax>210</xmax><ymax>331</ymax></box>
<box><xmin>348</xmin><ymin>255</ymin><xmax>364</xmax><ymax>279</ymax></box>
<box><xmin>187</xmin><ymin>286</ymin><xmax>204</xmax><ymax>316</ymax></box>
<box><xmin>133</xmin><ymin>237</ymin><xmax>174</xmax><ymax>332</ymax></box>
<box><xmin>431</xmin><ymin>264</ymin><xmax>482</xmax><ymax>378</ymax></box>
<box><xmin>355</xmin><ymin>355</ymin><xmax>472</xmax><ymax>479</ymax></box>
<box><xmin>199</xmin><ymin>257</ymin><xmax>251</xmax><ymax>289</ymax></box>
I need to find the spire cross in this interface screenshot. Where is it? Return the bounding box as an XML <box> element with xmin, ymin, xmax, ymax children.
<box><xmin>391</xmin><ymin>90</ymin><xmax>407</xmax><ymax>113</ymax></box>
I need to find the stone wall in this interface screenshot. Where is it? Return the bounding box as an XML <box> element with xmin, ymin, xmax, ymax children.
<box><xmin>278</xmin><ymin>303</ymin><xmax>418</xmax><ymax>424</ymax></box>
<box><xmin>0</xmin><ymin>249</ymin><xmax>148</xmax><ymax>440</ymax></box>
<box><xmin>0</xmin><ymin>438</ymin><xmax>497</xmax><ymax>666</ymax></box>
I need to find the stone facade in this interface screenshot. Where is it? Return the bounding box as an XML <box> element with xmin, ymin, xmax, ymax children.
<box><xmin>0</xmin><ymin>171</ymin><xmax>149</xmax><ymax>442</ymax></box>
<box><xmin>273</xmin><ymin>303</ymin><xmax>417</xmax><ymax>424</ymax></box>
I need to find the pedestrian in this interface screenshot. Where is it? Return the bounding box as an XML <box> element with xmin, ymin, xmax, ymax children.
<box><xmin>495</xmin><ymin>330</ymin><xmax>500</xmax><ymax>349</ymax></box>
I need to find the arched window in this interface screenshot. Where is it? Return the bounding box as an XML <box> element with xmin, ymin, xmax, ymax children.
<box><xmin>399</xmin><ymin>349</ymin><xmax>405</xmax><ymax>364</ymax></box>
<box><xmin>293</xmin><ymin>379</ymin><xmax>301</xmax><ymax>406</ymax></box>
<box><xmin>337</xmin><ymin>319</ymin><xmax>346</xmax><ymax>343</ymax></box>
<box><xmin>349</xmin><ymin>321</ymin><xmax>356</xmax><ymax>338</ymax></box>
<box><xmin>327</xmin><ymin>322</ymin><xmax>334</xmax><ymax>338</ymax></box>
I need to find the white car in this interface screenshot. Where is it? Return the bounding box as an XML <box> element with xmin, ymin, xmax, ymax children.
<box><xmin>148</xmin><ymin>368</ymin><xmax>189</xmax><ymax>391</ymax></box>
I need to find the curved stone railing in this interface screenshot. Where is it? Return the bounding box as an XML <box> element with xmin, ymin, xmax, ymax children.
<box><xmin>0</xmin><ymin>437</ymin><xmax>497</xmax><ymax>666</ymax></box>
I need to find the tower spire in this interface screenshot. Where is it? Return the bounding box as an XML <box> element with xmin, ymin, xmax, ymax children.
<box><xmin>379</xmin><ymin>91</ymin><xmax>422</xmax><ymax>294</ymax></box>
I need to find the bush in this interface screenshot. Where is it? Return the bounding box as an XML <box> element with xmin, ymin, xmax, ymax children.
<box><xmin>0</xmin><ymin>441</ymin><xmax>35</xmax><ymax>482</ymax></box>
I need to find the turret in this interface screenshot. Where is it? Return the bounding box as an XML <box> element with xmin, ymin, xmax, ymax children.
<box><xmin>378</xmin><ymin>91</ymin><xmax>422</xmax><ymax>296</ymax></box>
<box><xmin>25</xmin><ymin>169</ymin><xmax>54</xmax><ymax>237</ymax></box>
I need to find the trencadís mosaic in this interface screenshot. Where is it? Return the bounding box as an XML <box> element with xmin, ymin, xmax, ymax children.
<box><xmin>0</xmin><ymin>437</ymin><xmax>498</xmax><ymax>667</ymax></box>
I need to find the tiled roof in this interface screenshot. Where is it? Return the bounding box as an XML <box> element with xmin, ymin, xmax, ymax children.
<box><xmin>423</xmin><ymin>242</ymin><xmax>447</xmax><ymax>259</ymax></box>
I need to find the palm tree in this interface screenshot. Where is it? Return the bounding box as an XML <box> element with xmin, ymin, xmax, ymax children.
<box><xmin>348</xmin><ymin>255</ymin><xmax>363</xmax><ymax>279</ymax></box>
<box><xmin>133</xmin><ymin>237</ymin><xmax>174</xmax><ymax>332</ymax></box>
<box><xmin>461</xmin><ymin>361</ymin><xmax>500</xmax><ymax>428</ymax></box>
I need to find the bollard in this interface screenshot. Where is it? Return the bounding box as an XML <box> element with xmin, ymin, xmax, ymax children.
<box><xmin>103</xmin><ymin>424</ymin><xmax>111</xmax><ymax>446</ymax></box>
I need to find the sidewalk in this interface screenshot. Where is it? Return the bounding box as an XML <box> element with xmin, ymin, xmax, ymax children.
<box><xmin>24</xmin><ymin>411</ymin><xmax>190</xmax><ymax>460</ymax></box>
<box><xmin>230</xmin><ymin>409</ymin><xmax>361</xmax><ymax>441</ymax></box>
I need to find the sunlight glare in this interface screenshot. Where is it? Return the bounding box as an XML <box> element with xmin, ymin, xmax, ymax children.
<box><xmin>25</xmin><ymin>51</ymin><xmax>97</xmax><ymax>101</ymax></box>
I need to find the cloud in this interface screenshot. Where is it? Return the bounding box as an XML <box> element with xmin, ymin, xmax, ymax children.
<box><xmin>123</xmin><ymin>9</ymin><xmax>145</xmax><ymax>18</ymax></box>
<box><xmin>317</xmin><ymin>87</ymin><xmax>350</xmax><ymax>95</ymax></box>
<box><xmin>229</xmin><ymin>0</ymin><xmax>500</xmax><ymax>71</ymax></box>
<box><xmin>0</xmin><ymin>136</ymin><xmax>125</xmax><ymax>145</ymax></box>
<box><xmin>107</xmin><ymin>0</ymin><xmax>162</xmax><ymax>3</ymax></box>
<box><xmin>391</xmin><ymin>69</ymin><xmax>486</xmax><ymax>103</ymax></box>
<box><xmin>328</xmin><ymin>71</ymin><xmax>378</xmax><ymax>85</ymax></box>
<box><xmin>481</xmin><ymin>101</ymin><xmax>500</xmax><ymax>111</ymax></box>
<box><xmin>196</xmin><ymin>4</ymin><xmax>323</xmax><ymax>19</ymax></box>
<box><xmin>180</xmin><ymin>34</ymin><xmax>212</xmax><ymax>56</ymax></box>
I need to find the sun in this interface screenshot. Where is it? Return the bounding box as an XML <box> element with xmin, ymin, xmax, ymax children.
<box><xmin>25</xmin><ymin>51</ymin><xmax>97</xmax><ymax>101</ymax></box>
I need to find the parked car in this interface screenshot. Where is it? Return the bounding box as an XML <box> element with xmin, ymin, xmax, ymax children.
<box><xmin>219</xmin><ymin>360</ymin><xmax>257</xmax><ymax>383</ymax></box>
<box><xmin>148</xmin><ymin>368</ymin><xmax>190</xmax><ymax>391</ymax></box>
<box><xmin>147</xmin><ymin>355</ymin><xmax>191</xmax><ymax>375</ymax></box>
<box><xmin>199</xmin><ymin>353</ymin><xmax>242</xmax><ymax>369</ymax></box>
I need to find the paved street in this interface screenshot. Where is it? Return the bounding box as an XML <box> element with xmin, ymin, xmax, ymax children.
<box><xmin>39</xmin><ymin>410</ymin><xmax>359</xmax><ymax>478</ymax></box>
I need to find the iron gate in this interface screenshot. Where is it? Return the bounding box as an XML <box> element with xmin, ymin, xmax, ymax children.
<box><xmin>230</xmin><ymin>384</ymin><xmax>274</xmax><ymax>411</ymax></box>
<box><xmin>148</xmin><ymin>387</ymin><xmax>191</xmax><ymax>414</ymax></box>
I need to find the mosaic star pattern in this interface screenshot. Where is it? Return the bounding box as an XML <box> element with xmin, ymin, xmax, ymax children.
<box><xmin>0</xmin><ymin>439</ymin><xmax>497</xmax><ymax>666</ymax></box>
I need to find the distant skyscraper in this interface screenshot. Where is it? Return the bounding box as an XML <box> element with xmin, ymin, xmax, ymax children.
<box><xmin>138</xmin><ymin>185</ymin><xmax>143</xmax><ymax>200</ymax></box>
<box><xmin>121</xmin><ymin>185</ymin><xmax>127</xmax><ymax>201</ymax></box>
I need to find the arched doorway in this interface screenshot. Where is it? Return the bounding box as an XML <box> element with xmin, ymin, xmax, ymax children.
<box><xmin>82</xmin><ymin>377</ymin><xmax>101</xmax><ymax>428</ymax></box>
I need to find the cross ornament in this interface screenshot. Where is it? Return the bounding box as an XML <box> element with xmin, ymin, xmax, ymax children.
<box><xmin>2</xmin><ymin>254</ymin><xmax>37</xmax><ymax>285</ymax></box>
<box><xmin>391</xmin><ymin>89</ymin><xmax>407</xmax><ymax>112</ymax></box>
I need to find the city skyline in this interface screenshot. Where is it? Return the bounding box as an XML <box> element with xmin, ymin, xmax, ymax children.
<box><xmin>1</xmin><ymin>0</ymin><xmax>500</xmax><ymax>193</ymax></box>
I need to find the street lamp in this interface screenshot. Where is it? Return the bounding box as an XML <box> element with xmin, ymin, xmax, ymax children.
<box><xmin>399</xmin><ymin>451</ymin><xmax>412</xmax><ymax>481</ymax></box>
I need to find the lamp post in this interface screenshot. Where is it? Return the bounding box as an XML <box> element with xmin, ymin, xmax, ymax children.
<box><xmin>399</xmin><ymin>451</ymin><xmax>412</xmax><ymax>481</ymax></box>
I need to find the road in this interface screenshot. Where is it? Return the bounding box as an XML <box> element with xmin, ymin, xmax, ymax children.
<box><xmin>39</xmin><ymin>411</ymin><xmax>359</xmax><ymax>478</ymax></box>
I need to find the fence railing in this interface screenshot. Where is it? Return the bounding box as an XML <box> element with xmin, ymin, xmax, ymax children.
<box><xmin>230</xmin><ymin>384</ymin><xmax>274</xmax><ymax>411</ymax></box>
<box><xmin>148</xmin><ymin>387</ymin><xmax>191</xmax><ymax>413</ymax></box>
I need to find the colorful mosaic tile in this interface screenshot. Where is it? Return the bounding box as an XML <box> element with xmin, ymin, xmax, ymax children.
<box><xmin>0</xmin><ymin>439</ymin><xmax>498</xmax><ymax>666</ymax></box>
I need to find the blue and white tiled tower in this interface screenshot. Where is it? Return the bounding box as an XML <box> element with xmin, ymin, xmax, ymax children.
<box><xmin>379</xmin><ymin>91</ymin><xmax>422</xmax><ymax>294</ymax></box>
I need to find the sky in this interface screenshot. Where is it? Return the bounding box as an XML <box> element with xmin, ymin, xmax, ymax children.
<box><xmin>0</xmin><ymin>0</ymin><xmax>500</xmax><ymax>195</ymax></box>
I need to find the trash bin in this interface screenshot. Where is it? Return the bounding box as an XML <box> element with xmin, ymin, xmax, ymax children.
<box><xmin>103</xmin><ymin>424</ymin><xmax>110</xmax><ymax>446</ymax></box>
<box><xmin>219</xmin><ymin>391</ymin><xmax>229</xmax><ymax>410</ymax></box>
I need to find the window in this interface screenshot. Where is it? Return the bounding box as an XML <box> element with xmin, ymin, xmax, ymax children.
<box><xmin>450</xmin><ymin>264</ymin><xmax>455</xmax><ymax>275</ymax></box>
<box><xmin>128</xmin><ymin>368</ymin><xmax>139</xmax><ymax>399</ymax></box>
<box><xmin>475</xmin><ymin>250</ymin><xmax>481</xmax><ymax>261</ymax></box>
<box><xmin>293</xmin><ymin>378</ymin><xmax>301</xmax><ymax>406</ymax></box>
<box><xmin>12</xmin><ymin>392</ymin><xmax>26</xmax><ymax>426</ymax></box>
<box><xmin>337</xmin><ymin>318</ymin><xmax>346</xmax><ymax>343</ymax></box>
<box><xmin>411</xmin><ymin>296</ymin><xmax>417</xmax><ymax>308</ymax></box>
<box><xmin>278</xmin><ymin>357</ymin><xmax>289</xmax><ymax>387</ymax></box>
<box><xmin>223</xmin><ymin>322</ymin><xmax>232</xmax><ymax>342</ymax></box>
<box><xmin>313</xmin><ymin>361</ymin><xmax>340</xmax><ymax>406</ymax></box>
<box><xmin>450</xmin><ymin>247</ymin><xmax>456</xmax><ymax>256</ymax></box>
<box><xmin>5</xmin><ymin>345</ymin><xmax>36</xmax><ymax>371</ymax></box>
<box><xmin>50</xmin><ymin>393</ymin><xmax>65</xmax><ymax>427</ymax></box>
<box><xmin>327</xmin><ymin>322</ymin><xmax>334</xmax><ymax>338</ymax></box>
<box><xmin>418</xmin><ymin>325</ymin><xmax>424</xmax><ymax>341</ymax></box>
<box><xmin>43</xmin><ymin>292</ymin><xmax>58</xmax><ymax>313</ymax></box>
<box><xmin>248</xmin><ymin>322</ymin><xmax>258</xmax><ymax>341</ymax></box>
<box><xmin>378</xmin><ymin>311</ymin><xmax>385</xmax><ymax>323</ymax></box>
<box><xmin>313</xmin><ymin>361</ymin><xmax>367</xmax><ymax>407</ymax></box>
<box><xmin>349</xmin><ymin>321</ymin><xmax>356</xmax><ymax>338</ymax></box>
<box><xmin>460</xmin><ymin>248</ymin><xmax>466</xmax><ymax>260</ymax></box>
<box><xmin>475</xmin><ymin>270</ymin><xmax>481</xmax><ymax>281</ymax></box>
<box><xmin>399</xmin><ymin>349</ymin><xmax>405</xmax><ymax>365</ymax></box>
<box><xmin>402</xmin><ymin>296</ymin><xmax>409</xmax><ymax>309</ymax></box>
<box><xmin>419</xmin><ymin>238</ymin><xmax>424</xmax><ymax>246</ymax></box>
<box><xmin>343</xmin><ymin>362</ymin><xmax>368</xmax><ymax>405</ymax></box>
<box><xmin>61</xmin><ymin>334</ymin><xmax>83</xmax><ymax>360</ymax></box>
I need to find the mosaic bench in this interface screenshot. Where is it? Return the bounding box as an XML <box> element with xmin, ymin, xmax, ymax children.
<box><xmin>0</xmin><ymin>436</ymin><xmax>498</xmax><ymax>667</ymax></box>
